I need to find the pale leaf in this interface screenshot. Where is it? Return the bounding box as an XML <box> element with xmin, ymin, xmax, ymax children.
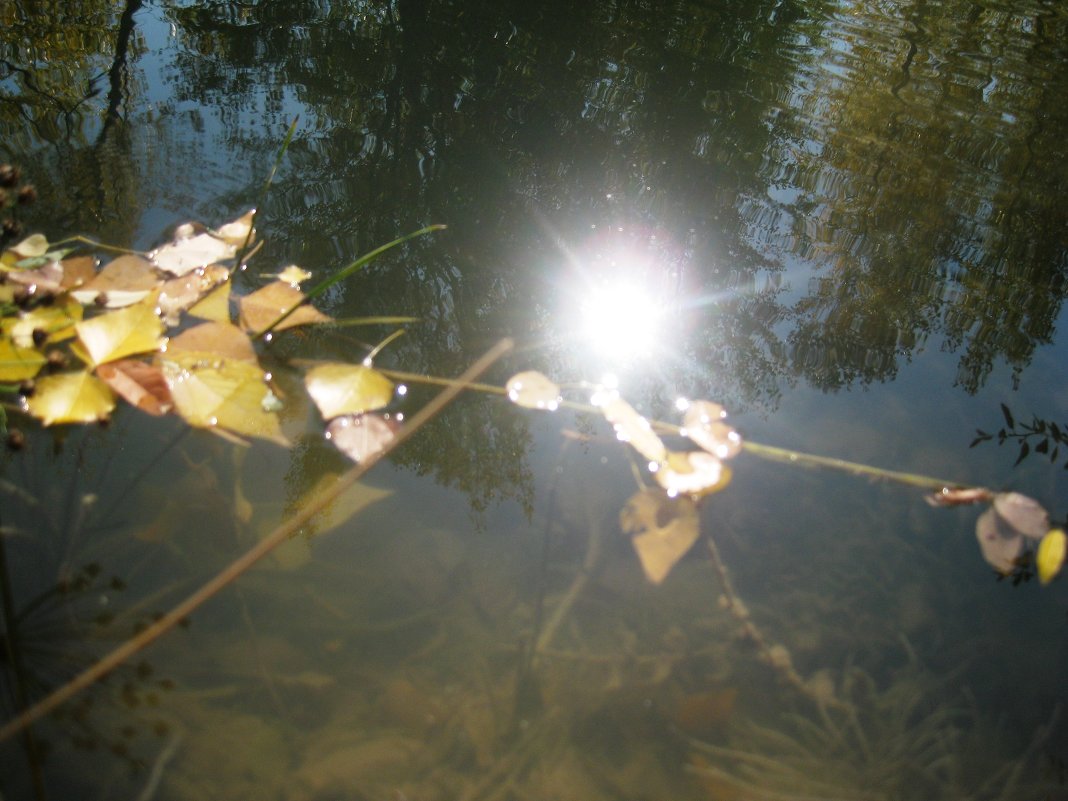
<box><xmin>213</xmin><ymin>210</ymin><xmax>256</xmax><ymax>245</ymax></box>
<box><xmin>75</xmin><ymin>301</ymin><xmax>166</xmax><ymax>366</ymax></box>
<box><xmin>620</xmin><ymin>488</ymin><xmax>700</xmax><ymax>584</ymax></box>
<box><xmin>10</xmin><ymin>234</ymin><xmax>49</xmax><ymax>259</ymax></box>
<box><xmin>325</xmin><ymin>414</ymin><xmax>398</xmax><ymax>463</ymax></box>
<box><xmin>305</xmin><ymin>363</ymin><xmax>395</xmax><ymax>420</ymax></box>
<box><xmin>6</xmin><ymin>260</ymin><xmax>64</xmax><ymax>294</ymax></box>
<box><xmin>26</xmin><ymin>371</ymin><xmax>116</xmax><ymax>425</ymax></box>
<box><xmin>975</xmin><ymin>505</ymin><xmax>1024</xmax><ymax>574</ymax></box>
<box><xmin>992</xmin><ymin>492</ymin><xmax>1049</xmax><ymax>540</ymax></box>
<box><xmin>150</xmin><ymin>233</ymin><xmax>235</xmax><ymax>277</ymax></box>
<box><xmin>157</xmin><ymin>264</ymin><xmax>230</xmax><ymax>324</ymax></box>
<box><xmin>506</xmin><ymin>371</ymin><xmax>561</xmax><ymax>411</ymax></box>
<box><xmin>272</xmin><ymin>265</ymin><xmax>312</xmax><ymax>286</ymax></box>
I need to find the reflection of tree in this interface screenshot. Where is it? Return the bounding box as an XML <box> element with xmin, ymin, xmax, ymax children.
<box><xmin>753</xmin><ymin>0</ymin><xmax>1068</xmax><ymax>392</ymax></box>
<box><xmin>0</xmin><ymin>0</ymin><xmax>147</xmax><ymax>243</ymax></box>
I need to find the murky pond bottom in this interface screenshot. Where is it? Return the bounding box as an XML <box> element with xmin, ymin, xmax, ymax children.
<box><xmin>2</xmin><ymin>406</ymin><xmax>1063</xmax><ymax>801</ymax></box>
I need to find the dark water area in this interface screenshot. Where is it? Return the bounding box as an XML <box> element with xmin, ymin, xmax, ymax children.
<box><xmin>2</xmin><ymin>0</ymin><xmax>1068</xmax><ymax>798</ymax></box>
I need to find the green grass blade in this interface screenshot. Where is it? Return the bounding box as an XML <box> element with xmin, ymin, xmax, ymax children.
<box><xmin>255</xmin><ymin>224</ymin><xmax>445</xmax><ymax>339</ymax></box>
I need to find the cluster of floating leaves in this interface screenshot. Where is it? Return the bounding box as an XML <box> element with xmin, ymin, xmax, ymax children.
<box><xmin>507</xmin><ymin>371</ymin><xmax>743</xmax><ymax>583</ymax></box>
<box><xmin>0</xmin><ymin>212</ymin><xmax>398</xmax><ymax>462</ymax></box>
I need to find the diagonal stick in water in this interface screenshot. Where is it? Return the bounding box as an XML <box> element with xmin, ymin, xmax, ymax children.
<box><xmin>0</xmin><ymin>338</ymin><xmax>514</xmax><ymax>744</ymax></box>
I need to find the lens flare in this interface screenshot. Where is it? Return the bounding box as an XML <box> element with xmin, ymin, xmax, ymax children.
<box><xmin>579</xmin><ymin>282</ymin><xmax>663</xmax><ymax>363</ymax></box>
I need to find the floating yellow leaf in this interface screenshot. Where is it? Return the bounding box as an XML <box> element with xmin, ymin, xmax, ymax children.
<box><xmin>186</xmin><ymin>277</ymin><xmax>232</xmax><ymax>322</ymax></box>
<box><xmin>620</xmin><ymin>488</ymin><xmax>700</xmax><ymax>584</ymax></box>
<box><xmin>238</xmin><ymin>280</ymin><xmax>331</xmax><ymax>334</ymax></box>
<box><xmin>304</xmin><ymin>363</ymin><xmax>394</xmax><ymax>420</ymax></box>
<box><xmin>26</xmin><ymin>371</ymin><xmax>116</xmax><ymax>425</ymax></box>
<box><xmin>167</xmin><ymin>321</ymin><xmax>256</xmax><ymax>363</ymax></box>
<box><xmin>271</xmin><ymin>265</ymin><xmax>312</xmax><ymax>286</ymax></box>
<box><xmin>162</xmin><ymin>357</ymin><xmax>288</xmax><ymax>446</ymax></box>
<box><xmin>1037</xmin><ymin>529</ymin><xmax>1066</xmax><ymax>585</ymax></box>
<box><xmin>75</xmin><ymin>301</ymin><xmax>166</xmax><ymax>366</ymax></box>
<box><xmin>0</xmin><ymin>339</ymin><xmax>46</xmax><ymax>382</ymax></box>
<box><xmin>506</xmin><ymin>371</ymin><xmax>561</xmax><ymax>410</ymax></box>
<box><xmin>4</xmin><ymin>300</ymin><xmax>83</xmax><ymax>347</ymax></box>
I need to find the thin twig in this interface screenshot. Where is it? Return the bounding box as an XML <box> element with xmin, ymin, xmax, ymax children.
<box><xmin>0</xmin><ymin>338</ymin><xmax>514</xmax><ymax>744</ymax></box>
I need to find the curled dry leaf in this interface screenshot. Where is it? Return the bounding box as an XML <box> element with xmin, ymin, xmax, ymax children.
<box><xmin>96</xmin><ymin>359</ymin><xmax>172</xmax><ymax>416</ymax></box>
<box><xmin>506</xmin><ymin>370</ymin><xmax>561</xmax><ymax>411</ymax></box>
<box><xmin>925</xmin><ymin>486</ymin><xmax>995</xmax><ymax>507</ymax></box>
<box><xmin>325</xmin><ymin>413</ymin><xmax>399</xmax><ymax>464</ymax></box>
<box><xmin>26</xmin><ymin>371</ymin><xmax>116</xmax><ymax>425</ymax></box>
<box><xmin>305</xmin><ymin>363</ymin><xmax>395</xmax><ymax>420</ymax></box>
<box><xmin>655</xmin><ymin>451</ymin><xmax>731</xmax><ymax>497</ymax></box>
<box><xmin>600</xmin><ymin>397</ymin><xmax>667</xmax><ymax>463</ymax></box>
<box><xmin>620</xmin><ymin>488</ymin><xmax>700</xmax><ymax>584</ymax></box>
<box><xmin>238</xmin><ymin>280</ymin><xmax>331</xmax><ymax>334</ymax></box>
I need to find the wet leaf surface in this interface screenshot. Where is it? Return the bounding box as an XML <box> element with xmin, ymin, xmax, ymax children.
<box><xmin>305</xmin><ymin>363</ymin><xmax>395</xmax><ymax>420</ymax></box>
<box><xmin>238</xmin><ymin>280</ymin><xmax>332</xmax><ymax>334</ymax></box>
<box><xmin>325</xmin><ymin>413</ymin><xmax>398</xmax><ymax>463</ymax></box>
<box><xmin>506</xmin><ymin>370</ymin><xmax>561</xmax><ymax>410</ymax></box>
<box><xmin>75</xmin><ymin>300</ymin><xmax>166</xmax><ymax>366</ymax></box>
<box><xmin>26</xmin><ymin>370</ymin><xmax>116</xmax><ymax>425</ymax></box>
<box><xmin>162</xmin><ymin>357</ymin><xmax>288</xmax><ymax>445</ymax></box>
<box><xmin>95</xmin><ymin>359</ymin><xmax>173</xmax><ymax>416</ymax></box>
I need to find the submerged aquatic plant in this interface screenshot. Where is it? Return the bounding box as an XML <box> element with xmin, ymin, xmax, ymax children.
<box><xmin>686</xmin><ymin>659</ymin><xmax>1061</xmax><ymax>801</ymax></box>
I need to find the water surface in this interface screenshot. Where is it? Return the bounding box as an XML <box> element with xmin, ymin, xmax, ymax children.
<box><xmin>2</xmin><ymin>0</ymin><xmax>1067</xmax><ymax>798</ymax></box>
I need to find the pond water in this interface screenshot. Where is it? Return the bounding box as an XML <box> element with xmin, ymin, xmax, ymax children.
<box><xmin>2</xmin><ymin>0</ymin><xmax>1068</xmax><ymax>798</ymax></box>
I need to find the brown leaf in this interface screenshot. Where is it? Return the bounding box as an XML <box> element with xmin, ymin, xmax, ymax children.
<box><xmin>59</xmin><ymin>255</ymin><xmax>98</xmax><ymax>289</ymax></box>
<box><xmin>238</xmin><ymin>280</ymin><xmax>331</xmax><ymax>334</ymax></box>
<box><xmin>96</xmin><ymin>360</ymin><xmax>173</xmax><ymax>416</ymax></box>
<box><xmin>167</xmin><ymin>321</ymin><xmax>257</xmax><ymax>363</ymax></box>
<box><xmin>71</xmin><ymin>254</ymin><xmax>159</xmax><ymax>307</ymax></box>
